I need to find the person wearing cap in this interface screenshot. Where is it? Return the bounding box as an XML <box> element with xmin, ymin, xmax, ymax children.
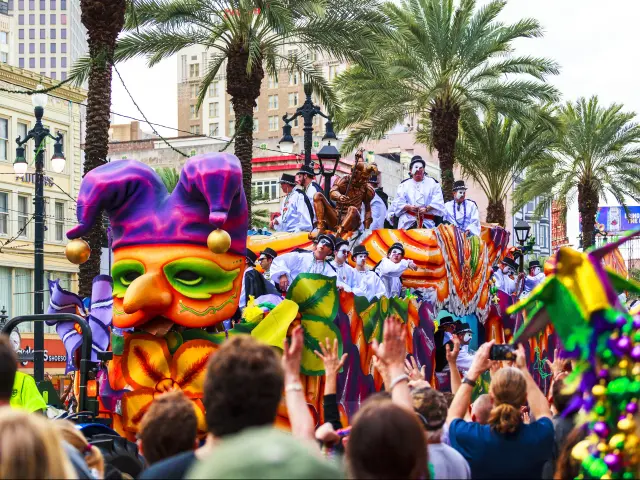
<box><xmin>493</xmin><ymin>256</ymin><xmax>519</xmax><ymax>296</ymax></box>
<box><xmin>443</xmin><ymin>180</ymin><xmax>480</xmax><ymax>236</ymax></box>
<box><xmin>269</xmin><ymin>233</ymin><xmax>337</xmax><ymax>292</ymax></box>
<box><xmin>258</xmin><ymin>248</ymin><xmax>277</xmax><ymax>281</ymax></box>
<box><xmin>239</xmin><ymin>249</ymin><xmax>278</xmax><ymax>310</ymax></box>
<box><xmin>434</xmin><ymin>316</ymin><xmax>458</xmax><ymax>375</ymax></box>
<box><xmin>296</xmin><ymin>164</ymin><xmax>324</xmax><ymax>218</ymax></box>
<box><xmin>522</xmin><ymin>259</ymin><xmax>545</xmax><ymax>298</ymax></box>
<box><xmin>350</xmin><ymin>245</ymin><xmax>387</xmax><ymax>301</ymax></box>
<box><xmin>374</xmin><ymin>242</ymin><xmax>418</xmax><ymax>298</ymax></box>
<box><xmin>331</xmin><ymin>239</ymin><xmax>357</xmax><ymax>292</ymax></box>
<box><xmin>271</xmin><ymin>173</ymin><xmax>313</xmax><ymax>233</ymax></box>
<box><xmin>391</xmin><ymin>155</ymin><xmax>445</xmax><ymax>230</ymax></box>
<box><xmin>452</xmin><ymin>322</ymin><xmax>476</xmax><ymax>373</ymax></box>
<box><xmin>360</xmin><ymin>174</ymin><xmax>388</xmax><ymax>231</ymax></box>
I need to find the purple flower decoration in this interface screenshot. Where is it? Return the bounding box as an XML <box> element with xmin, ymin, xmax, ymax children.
<box><xmin>46</xmin><ymin>275</ymin><xmax>113</xmax><ymax>373</ymax></box>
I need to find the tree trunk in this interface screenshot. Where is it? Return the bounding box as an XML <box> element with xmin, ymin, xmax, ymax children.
<box><xmin>226</xmin><ymin>45</ymin><xmax>264</xmax><ymax>222</ymax></box>
<box><xmin>578</xmin><ymin>180</ymin><xmax>599</xmax><ymax>250</ymax></box>
<box><xmin>486</xmin><ymin>198</ymin><xmax>506</xmax><ymax>227</ymax></box>
<box><xmin>79</xmin><ymin>0</ymin><xmax>126</xmax><ymax>297</ymax></box>
<box><xmin>430</xmin><ymin>97</ymin><xmax>460</xmax><ymax>203</ymax></box>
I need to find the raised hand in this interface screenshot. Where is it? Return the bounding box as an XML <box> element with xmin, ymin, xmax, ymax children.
<box><xmin>371</xmin><ymin>316</ymin><xmax>407</xmax><ymax>372</ymax></box>
<box><xmin>467</xmin><ymin>340</ymin><xmax>496</xmax><ymax>381</ymax></box>
<box><xmin>282</xmin><ymin>325</ymin><xmax>304</xmax><ymax>381</ymax></box>
<box><xmin>404</xmin><ymin>355</ymin><xmax>426</xmax><ymax>382</ymax></box>
<box><xmin>314</xmin><ymin>337</ymin><xmax>348</xmax><ymax>378</ymax></box>
<box><xmin>446</xmin><ymin>335</ymin><xmax>461</xmax><ymax>364</ymax></box>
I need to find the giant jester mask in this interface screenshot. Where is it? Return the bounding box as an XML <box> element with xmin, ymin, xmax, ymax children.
<box><xmin>67</xmin><ymin>154</ymin><xmax>248</xmax><ymax>334</ymax></box>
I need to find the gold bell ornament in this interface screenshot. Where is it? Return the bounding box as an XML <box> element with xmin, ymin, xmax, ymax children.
<box><xmin>65</xmin><ymin>239</ymin><xmax>91</xmax><ymax>265</ymax></box>
<box><xmin>207</xmin><ymin>229</ymin><xmax>231</xmax><ymax>254</ymax></box>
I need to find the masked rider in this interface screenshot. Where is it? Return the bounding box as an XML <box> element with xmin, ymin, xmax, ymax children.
<box><xmin>521</xmin><ymin>260</ymin><xmax>545</xmax><ymax>298</ymax></box>
<box><xmin>351</xmin><ymin>245</ymin><xmax>387</xmax><ymax>301</ymax></box>
<box><xmin>332</xmin><ymin>240</ymin><xmax>357</xmax><ymax>292</ymax></box>
<box><xmin>443</xmin><ymin>180</ymin><xmax>480</xmax><ymax>236</ymax></box>
<box><xmin>493</xmin><ymin>257</ymin><xmax>519</xmax><ymax>296</ymax></box>
<box><xmin>374</xmin><ymin>242</ymin><xmax>418</xmax><ymax>298</ymax></box>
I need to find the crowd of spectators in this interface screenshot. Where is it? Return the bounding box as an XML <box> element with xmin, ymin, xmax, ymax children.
<box><xmin>0</xmin><ymin>319</ymin><xmax>579</xmax><ymax>479</ymax></box>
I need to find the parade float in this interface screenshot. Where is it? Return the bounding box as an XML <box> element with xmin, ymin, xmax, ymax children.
<box><xmin>50</xmin><ymin>151</ymin><xmax>637</xmax><ymax>442</ymax></box>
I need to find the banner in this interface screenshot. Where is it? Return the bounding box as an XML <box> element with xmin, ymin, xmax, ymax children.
<box><xmin>594</xmin><ymin>206</ymin><xmax>640</xmax><ymax>233</ymax></box>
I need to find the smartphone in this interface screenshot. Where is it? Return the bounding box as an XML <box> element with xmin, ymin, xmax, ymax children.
<box><xmin>490</xmin><ymin>344</ymin><xmax>517</xmax><ymax>361</ymax></box>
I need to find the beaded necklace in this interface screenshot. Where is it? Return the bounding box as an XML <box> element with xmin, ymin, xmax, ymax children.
<box><xmin>453</xmin><ymin>200</ymin><xmax>467</xmax><ymax>228</ymax></box>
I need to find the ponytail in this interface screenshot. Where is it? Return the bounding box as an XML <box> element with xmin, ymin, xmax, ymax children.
<box><xmin>488</xmin><ymin>403</ymin><xmax>522</xmax><ymax>434</ymax></box>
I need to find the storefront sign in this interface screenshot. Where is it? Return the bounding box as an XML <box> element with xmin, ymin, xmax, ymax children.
<box><xmin>17</xmin><ymin>337</ymin><xmax>67</xmax><ymax>368</ymax></box>
<box><xmin>16</xmin><ymin>174</ymin><xmax>54</xmax><ymax>187</ymax></box>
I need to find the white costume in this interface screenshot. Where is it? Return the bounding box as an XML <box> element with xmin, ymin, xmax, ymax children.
<box><xmin>352</xmin><ymin>269</ymin><xmax>387</xmax><ymax>301</ymax></box>
<box><xmin>392</xmin><ymin>177</ymin><xmax>445</xmax><ymax>229</ymax></box>
<box><xmin>375</xmin><ymin>257</ymin><xmax>410</xmax><ymax>298</ymax></box>
<box><xmin>493</xmin><ymin>269</ymin><xmax>517</xmax><ymax>296</ymax></box>
<box><xmin>522</xmin><ymin>272</ymin><xmax>546</xmax><ymax>297</ymax></box>
<box><xmin>273</xmin><ymin>189</ymin><xmax>313</xmax><ymax>233</ymax></box>
<box><xmin>304</xmin><ymin>182</ymin><xmax>322</xmax><ymax>221</ymax></box>
<box><xmin>444</xmin><ymin>199</ymin><xmax>480</xmax><ymax>236</ymax></box>
<box><xmin>332</xmin><ymin>261</ymin><xmax>358</xmax><ymax>292</ymax></box>
<box><xmin>239</xmin><ymin>266</ymin><xmax>253</xmax><ymax>310</ymax></box>
<box><xmin>270</xmin><ymin>250</ymin><xmax>337</xmax><ymax>285</ymax></box>
<box><xmin>361</xmin><ymin>192</ymin><xmax>387</xmax><ymax>231</ymax></box>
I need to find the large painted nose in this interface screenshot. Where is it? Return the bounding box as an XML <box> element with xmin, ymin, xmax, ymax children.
<box><xmin>123</xmin><ymin>272</ymin><xmax>173</xmax><ymax>314</ymax></box>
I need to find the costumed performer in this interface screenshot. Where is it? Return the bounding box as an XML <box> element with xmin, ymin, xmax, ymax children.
<box><xmin>434</xmin><ymin>316</ymin><xmax>458</xmax><ymax>376</ymax></box>
<box><xmin>270</xmin><ymin>233</ymin><xmax>337</xmax><ymax>293</ymax></box>
<box><xmin>443</xmin><ymin>180</ymin><xmax>480</xmax><ymax>236</ymax></box>
<box><xmin>239</xmin><ymin>249</ymin><xmax>278</xmax><ymax>310</ymax></box>
<box><xmin>391</xmin><ymin>155</ymin><xmax>445</xmax><ymax>229</ymax></box>
<box><xmin>435</xmin><ymin>320</ymin><xmax>476</xmax><ymax>387</ymax></box>
<box><xmin>271</xmin><ymin>173</ymin><xmax>313</xmax><ymax>233</ymax></box>
<box><xmin>493</xmin><ymin>257</ymin><xmax>519</xmax><ymax>296</ymax></box>
<box><xmin>258</xmin><ymin>247</ymin><xmax>277</xmax><ymax>281</ymax></box>
<box><xmin>521</xmin><ymin>260</ymin><xmax>545</xmax><ymax>298</ymax></box>
<box><xmin>332</xmin><ymin>239</ymin><xmax>357</xmax><ymax>292</ymax></box>
<box><xmin>374</xmin><ymin>242</ymin><xmax>417</xmax><ymax>298</ymax></box>
<box><xmin>297</xmin><ymin>164</ymin><xmax>324</xmax><ymax>221</ymax></box>
<box><xmin>350</xmin><ymin>245</ymin><xmax>387</xmax><ymax>301</ymax></box>
<box><xmin>361</xmin><ymin>174</ymin><xmax>387</xmax><ymax>231</ymax></box>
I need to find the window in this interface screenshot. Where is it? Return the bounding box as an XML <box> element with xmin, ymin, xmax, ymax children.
<box><xmin>61</xmin><ymin>42</ymin><xmax>66</xmax><ymax>53</ymax></box>
<box><xmin>61</xmin><ymin>57</ymin><xmax>66</xmax><ymax>68</ymax></box>
<box><xmin>289</xmin><ymin>71</ymin><xmax>299</xmax><ymax>85</ymax></box>
<box><xmin>50</xmin><ymin>28</ymin><xmax>55</xmax><ymax>39</ymax></box>
<box><xmin>60</xmin><ymin>13</ymin><xmax>66</xmax><ymax>24</ymax></box>
<box><xmin>49</xmin><ymin>13</ymin><xmax>55</xmax><ymax>24</ymax></box>
<box><xmin>19</xmin><ymin>0</ymin><xmax>24</xmax><ymax>9</ymax></box>
<box><xmin>29</xmin><ymin>0</ymin><xmax>34</xmax><ymax>8</ymax></box>
<box><xmin>15</xmin><ymin>268</ymin><xmax>33</xmax><ymax>329</ymax></box>
<box><xmin>189</xmin><ymin>105</ymin><xmax>197</xmax><ymax>119</ymax></box>
<box><xmin>190</xmin><ymin>84</ymin><xmax>197</xmax><ymax>98</ymax></box>
<box><xmin>251</xmin><ymin>180</ymin><xmax>278</xmax><ymax>200</ymax></box>
<box><xmin>18</xmin><ymin>195</ymin><xmax>29</xmax><ymax>237</ymax></box>
<box><xmin>19</xmin><ymin>29</ymin><xmax>24</xmax><ymax>39</ymax></box>
<box><xmin>39</xmin><ymin>29</ymin><xmax>44</xmax><ymax>39</ymax></box>
<box><xmin>253</xmin><ymin>118</ymin><xmax>258</xmax><ymax>132</ymax></box>
<box><xmin>294</xmin><ymin>117</ymin><xmax>300</xmax><ymax>127</ymax></box>
<box><xmin>61</xmin><ymin>28</ymin><xmax>66</xmax><ymax>39</ymax></box>
<box><xmin>526</xmin><ymin>200</ymin><xmax>535</xmax><ymax>213</ymax></box>
<box><xmin>39</xmin><ymin>13</ymin><xmax>44</xmax><ymax>24</ymax></box>
<box><xmin>268</xmin><ymin>115</ymin><xmax>279</xmax><ymax>131</ymax></box>
<box><xmin>0</xmin><ymin>53</ymin><xmax>7</xmax><ymax>63</ymax></box>
<box><xmin>0</xmin><ymin>119</ymin><xmax>7</xmax><ymax>161</ymax></box>
<box><xmin>19</xmin><ymin>57</ymin><xmax>24</xmax><ymax>68</ymax></box>
<box><xmin>39</xmin><ymin>0</ymin><xmax>44</xmax><ymax>8</ymax></box>
<box><xmin>39</xmin><ymin>43</ymin><xmax>44</xmax><ymax>53</ymax></box>
<box><xmin>18</xmin><ymin>122</ymin><xmax>28</xmax><ymax>140</ymax></box>
<box><xmin>29</xmin><ymin>28</ymin><xmax>34</xmax><ymax>39</ymax></box>
<box><xmin>268</xmin><ymin>95</ymin><xmax>278</xmax><ymax>110</ymax></box>
<box><xmin>288</xmin><ymin>92</ymin><xmax>298</xmax><ymax>107</ymax></box>
<box><xmin>61</xmin><ymin>71</ymin><xmax>66</xmax><ymax>80</ymax></box>
<box><xmin>39</xmin><ymin>57</ymin><xmax>45</xmax><ymax>67</ymax></box>
<box><xmin>19</xmin><ymin>14</ymin><xmax>24</xmax><ymax>25</ymax></box>
<box><xmin>287</xmin><ymin>48</ymin><xmax>298</xmax><ymax>60</ymax></box>
<box><xmin>50</xmin><ymin>71</ymin><xmax>56</xmax><ymax>79</ymax></box>
<box><xmin>29</xmin><ymin>42</ymin><xmax>34</xmax><ymax>53</ymax></box>
<box><xmin>55</xmin><ymin>201</ymin><xmax>64</xmax><ymax>241</ymax></box>
<box><xmin>29</xmin><ymin>57</ymin><xmax>34</xmax><ymax>68</ymax></box>
<box><xmin>208</xmin><ymin>81</ymin><xmax>219</xmax><ymax>97</ymax></box>
<box><xmin>208</xmin><ymin>102</ymin><xmax>219</xmax><ymax>118</ymax></box>
<box><xmin>28</xmin><ymin>13</ymin><xmax>34</xmax><ymax>24</ymax></box>
<box><xmin>209</xmin><ymin>123</ymin><xmax>219</xmax><ymax>136</ymax></box>
<box><xmin>539</xmin><ymin>224</ymin><xmax>549</xmax><ymax>249</ymax></box>
<box><xmin>0</xmin><ymin>193</ymin><xmax>7</xmax><ymax>235</ymax></box>
<box><xmin>190</xmin><ymin>125</ymin><xmax>200</xmax><ymax>135</ymax></box>
<box><xmin>50</xmin><ymin>56</ymin><xmax>55</xmax><ymax>67</ymax></box>
<box><xmin>0</xmin><ymin>32</ymin><xmax>6</xmax><ymax>44</ymax></box>
<box><xmin>0</xmin><ymin>267</ymin><xmax>11</xmax><ymax>323</ymax></box>
<box><xmin>50</xmin><ymin>42</ymin><xmax>55</xmax><ymax>53</ymax></box>
<box><xmin>189</xmin><ymin>63</ymin><xmax>199</xmax><ymax>78</ymax></box>
<box><xmin>229</xmin><ymin>102</ymin><xmax>234</xmax><ymax>114</ymax></box>
<box><xmin>61</xmin><ymin>0</ymin><xmax>65</xmax><ymax>9</ymax></box>
<box><xmin>19</xmin><ymin>43</ymin><xmax>24</xmax><ymax>54</ymax></box>
<box><xmin>50</xmin><ymin>0</ymin><xmax>56</xmax><ymax>8</ymax></box>
<box><xmin>228</xmin><ymin>120</ymin><xmax>235</xmax><ymax>137</ymax></box>
<box><xmin>268</xmin><ymin>75</ymin><xmax>278</xmax><ymax>89</ymax></box>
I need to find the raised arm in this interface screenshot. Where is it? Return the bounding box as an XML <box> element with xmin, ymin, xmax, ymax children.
<box><xmin>377</xmin><ymin>258</ymin><xmax>410</xmax><ymax>277</ymax></box>
<box><xmin>447</xmin><ymin>336</ymin><xmax>462</xmax><ymax>394</ymax></box>
<box><xmin>516</xmin><ymin>344</ymin><xmax>552</xmax><ymax>420</ymax></box>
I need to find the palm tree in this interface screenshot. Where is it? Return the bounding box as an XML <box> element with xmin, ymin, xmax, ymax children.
<box><xmin>515</xmin><ymin>96</ymin><xmax>640</xmax><ymax>249</ymax></box>
<box><xmin>157</xmin><ymin>166</ymin><xmax>181</xmax><ymax>193</ymax></box>
<box><xmin>77</xmin><ymin>0</ymin><xmax>127</xmax><ymax>297</ymax></box>
<box><xmin>455</xmin><ymin>109</ymin><xmax>557</xmax><ymax>226</ymax></box>
<box><xmin>73</xmin><ymin>0</ymin><xmax>391</xmax><ymax>217</ymax></box>
<box><xmin>334</xmin><ymin>0</ymin><xmax>559</xmax><ymax>201</ymax></box>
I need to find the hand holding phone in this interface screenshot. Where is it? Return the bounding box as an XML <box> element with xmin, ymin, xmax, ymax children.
<box><xmin>490</xmin><ymin>344</ymin><xmax>517</xmax><ymax>361</ymax></box>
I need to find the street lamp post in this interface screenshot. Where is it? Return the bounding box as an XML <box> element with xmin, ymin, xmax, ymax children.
<box><xmin>14</xmin><ymin>85</ymin><xmax>66</xmax><ymax>383</ymax></box>
<box><xmin>279</xmin><ymin>83</ymin><xmax>331</xmax><ymax>165</ymax></box>
<box><xmin>514</xmin><ymin>220</ymin><xmax>532</xmax><ymax>274</ymax></box>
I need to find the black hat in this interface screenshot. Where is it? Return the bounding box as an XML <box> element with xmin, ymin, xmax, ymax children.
<box><xmin>502</xmin><ymin>257</ymin><xmax>518</xmax><ymax>270</ymax></box>
<box><xmin>387</xmin><ymin>242</ymin><xmax>405</xmax><ymax>256</ymax></box>
<box><xmin>439</xmin><ymin>316</ymin><xmax>456</xmax><ymax>328</ymax></box>
<box><xmin>368</xmin><ymin>174</ymin><xmax>379</xmax><ymax>184</ymax></box>
<box><xmin>297</xmin><ymin>164</ymin><xmax>315</xmax><ymax>177</ymax></box>
<box><xmin>452</xmin><ymin>180</ymin><xmax>467</xmax><ymax>191</ymax></box>
<box><xmin>279</xmin><ymin>173</ymin><xmax>296</xmax><ymax>185</ymax></box>
<box><xmin>409</xmin><ymin>155</ymin><xmax>426</xmax><ymax>170</ymax></box>
<box><xmin>317</xmin><ymin>233</ymin><xmax>336</xmax><ymax>251</ymax></box>
<box><xmin>246</xmin><ymin>249</ymin><xmax>257</xmax><ymax>265</ymax></box>
<box><xmin>455</xmin><ymin>322</ymin><xmax>472</xmax><ymax>334</ymax></box>
<box><xmin>528</xmin><ymin>260</ymin><xmax>541</xmax><ymax>269</ymax></box>
<box><xmin>335</xmin><ymin>239</ymin><xmax>349</xmax><ymax>251</ymax></box>
<box><xmin>259</xmin><ymin>247</ymin><xmax>278</xmax><ymax>260</ymax></box>
<box><xmin>352</xmin><ymin>245</ymin><xmax>369</xmax><ymax>257</ymax></box>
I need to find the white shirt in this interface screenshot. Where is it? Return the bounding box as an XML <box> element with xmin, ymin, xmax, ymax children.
<box><xmin>239</xmin><ymin>266</ymin><xmax>253</xmax><ymax>309</ymax></box>
<box><xmin>352</xmin><ymin>269</ymin><xmax>387</xmax><ymax>301</ymax></box>
<box><xmin>270</xmin><ymin>250</ymin><xmax>337</xmax><ymax>285</ymax></box>
<box><xmin>304</xmin><ymin>182</ymin><xmax>322</xmax><ymax>221</ymax></box>
<box><xmin>441</xmin><ymin>344</ymin><xmax>475</xmax><ymax>375</ymax></box>
<box><xmin>332</xmin><ymin>261</ymin><xmax>357</xmax><ymax>292</ymax></box>
<box><xmin>375</xmin><ymin>257</ymin><xmax>410</xmax><ymax>298</ymax></box>
<box><xmin>361</xmin><ymin>192</ymin><xmax>387</xmax><ymax>231</ymax></box>
<box><xmin>392</xmin><ymin>177</ymin><xmax>445</xmax><ymax>229</ymax></box>
<box><xmin>493</xmin><ymin>269</ymin><xmax>517</xmax><ymax>295</ymax></box>
<box><xmin>273</xmin><ymin>189</ymin><xmax>313</xmax><ymax>233</ymax></box>
<box><xmin>522</xmin><ymin>272</ymin><xmax>546</xmax><ymax>296</ymax></box>
<box><xmin>444</xmin><ymin>199</ymin><xmax>480</xmax><ymax>236</ymax></box>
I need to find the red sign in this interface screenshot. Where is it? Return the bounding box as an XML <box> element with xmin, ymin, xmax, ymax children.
<box><xmin>17</xmin><ymin>337</ymin><xmax>67</xmax><ymax>367</ymax></box>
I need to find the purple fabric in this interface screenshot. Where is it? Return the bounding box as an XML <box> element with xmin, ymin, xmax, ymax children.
<box><xmin>67</xmin><ymin>154</ymin><xmax>249</xmax><ymax>255</ymax></box>
<box><xmin>46</xmin><ymin>275</ymin><xmax>113</xmax><ymax>373</ymax></box>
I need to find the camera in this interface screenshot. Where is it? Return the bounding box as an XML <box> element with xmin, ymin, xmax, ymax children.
<box><xmin>490</xmin><ymin>344</ymin><xmax>517</xmax><ymax>361</ymax></box>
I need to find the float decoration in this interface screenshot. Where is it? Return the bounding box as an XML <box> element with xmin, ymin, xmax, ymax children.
<box><xmin>46</xmin><ymin>275</ymin><xmax>113</xmax><ymax>373</ymax></box>
<box><xmin>508</xmin><ymin>228</ymin><xmax>640</xmax><ymax>480</ymax></box>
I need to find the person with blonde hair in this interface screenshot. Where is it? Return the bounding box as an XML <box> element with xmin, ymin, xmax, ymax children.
<box><xmin>446</xmin><ymin>342</ymin><xmax>554</xmax><ymax>478</ymax></box>
<box><xmin>56</xmin><ymin>419</ymin><xmax>105</xmax><ymax>478</ymax></box>
<box><xmin>0</xmin><ymin>407</ymin><xmax>75</xmax><ymax>479</ymax></box>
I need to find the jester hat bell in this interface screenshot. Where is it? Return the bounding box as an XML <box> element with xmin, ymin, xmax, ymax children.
<box><xmin>67</xmin><ymin>154</ymin><xmax>248</xmax><ymax>255</ymax></box>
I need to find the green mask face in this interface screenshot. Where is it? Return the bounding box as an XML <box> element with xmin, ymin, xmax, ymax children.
<box><xmin>112</xmin><ymin>259</ymin><xmax>145</xmax><ymax>299</ymax></box>
<box><xmin>163</xmin><ymin>257</ymin><xmax>240</xmax><ymax>300</ymax></box>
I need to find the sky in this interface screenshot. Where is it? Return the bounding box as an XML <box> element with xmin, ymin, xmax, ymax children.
<box><xmin>110</xmin><ymin>0</ymin><xmax>640</xmax><ymax>138</ymax></box>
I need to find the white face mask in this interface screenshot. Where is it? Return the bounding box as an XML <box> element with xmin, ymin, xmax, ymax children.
<box><xmin>531</xmin><ymin>266</ymin><xmax>541</xmax><ymax>276</ymax></box>
<box><xmin>455</xmin><ymin>190</ymin><xmax>465</xmax><ymax>200</ymax></box>
<box><xmin>390</xmin><ymin>248</ymin><xmax>403</xmax><ymax>256</ymax></box>
<box><xmin>411</xmin><ymin>163</ymin><xmax>423</xmax><ymax>175</ymax></box>
<box><xmin>356</xmin><ymin>255</ymin><xmax>367</xmax><ymax>266</ymax></box>
<box><xmin>463</xmin><ymin>333</ymin><xmax>472</xmax><ymax>343</ymax></box>
<box><xmin>336</xmin><ymin>249</ymin><xmax>348</xmax><ymax>260</ymax></box>
<box><xmin>502</xmin><ymin>266</ymin><xmax>514</xmax><ymax>276</ymax></box>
